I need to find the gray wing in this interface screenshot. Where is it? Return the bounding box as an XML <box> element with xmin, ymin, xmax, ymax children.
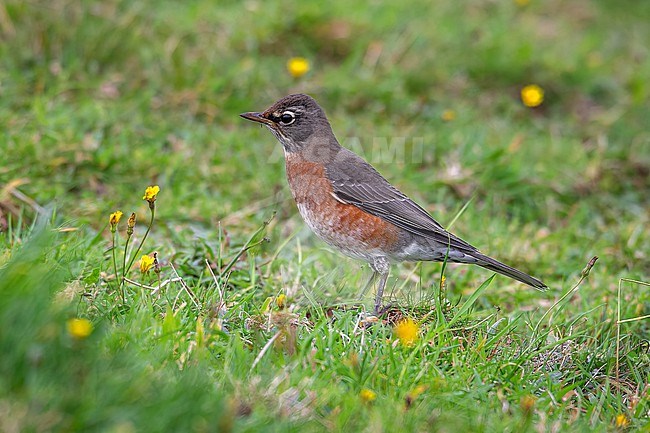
<box><xmin>326</xmin><ymin>148</ymin><xmax>478</xmax><ymax>253</ymax></box>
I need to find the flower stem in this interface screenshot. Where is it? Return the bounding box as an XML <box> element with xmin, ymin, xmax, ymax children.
<box><xmin>111</xmin><ymin>229</ymin><xmax>125</xmax><ymax>303</ymax></box>
<box><xmin>120</xmin><ymin>233</ymin><xmax>132</xmax><ymax>299</ymax></box>
<box><xmin>125</xmin><ymin>206</ymin><xmax>155</xmax><ymax>277</ymax></box>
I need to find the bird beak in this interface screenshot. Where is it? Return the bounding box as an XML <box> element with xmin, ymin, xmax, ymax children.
<box><xmin>240</xmin><ymin>111</ymin><xmax>274</xmax><ymax>126</ymax></box>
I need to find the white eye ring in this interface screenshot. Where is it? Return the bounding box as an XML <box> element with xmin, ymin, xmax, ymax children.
<box><xmin>279</xmin><ymin>111</ymin><xmax>296</xmax><ymax>125</ymax></box>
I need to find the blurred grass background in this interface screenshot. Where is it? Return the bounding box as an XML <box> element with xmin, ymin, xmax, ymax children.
<box><xmin>0</xmin><ymin>0</ymin><xmax>649</xmax><ymax>431</ymax></box>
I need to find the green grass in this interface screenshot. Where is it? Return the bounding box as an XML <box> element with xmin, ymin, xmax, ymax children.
<box><xmin>1</xmin><ymin>0</ymin><xmax>649</xmax><ymax>431</ymax></box>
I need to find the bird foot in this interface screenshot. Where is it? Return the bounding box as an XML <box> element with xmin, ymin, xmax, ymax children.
<box><xmin>374</xmin><ymin>302</ymin><xmax>393</xmax><ymax>316</ymax></box>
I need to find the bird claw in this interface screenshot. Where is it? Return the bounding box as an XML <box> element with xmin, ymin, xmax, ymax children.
<box><xmin>374</xmin><ymin>302</ymin><xmax>393</xmax><ymax>316</ymax></box>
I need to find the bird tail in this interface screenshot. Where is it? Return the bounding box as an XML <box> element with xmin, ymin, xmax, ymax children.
<box><xmin>469</xmin><ymin>252</ymin><xmax>548</xmax><ymax>291</ymax></box>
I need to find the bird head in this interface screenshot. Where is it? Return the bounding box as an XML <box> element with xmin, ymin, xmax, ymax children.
<box><xmin>240</xmin><ymin>93</ymin><xmax>334</xmax><ymax>153</ymax></box>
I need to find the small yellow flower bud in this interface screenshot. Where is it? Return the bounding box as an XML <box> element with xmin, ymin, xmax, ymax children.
<box><xmin>153</xmin><ymin>251</ymin><xmax>161</xmax><ymax>274</ymax></box>
<box><xmin>405</xmin><ymin>385</ymin><xmax>428</xmax><ymax>409</ymax></box>
<box><xmin>287</xmin><ymin>57</ymin><xmax>310</xmax><ymax>78</ymax></box>
<box><xmin>127</xmin><ymin>212</ymin><xmax>136</xmax><ymax>236</ymax></box>
<box><xmin>581</xmin><ymin>256</ymin><xmax>598</xmax><ymax>278</ymax></box>
<box><xmin>615</xmin><ymin>414</ymin><xmax>629</xmax><ymax>427</ymax></box>
<box><xmin>67</xmin><ymin>318</ymin><xmax>93</xmax><ymax>339</ymax></box>
<box><xmin>276</xmin><ymin>294</ymin><xmax>287</xmax><ymax>309</ymax></box>
<box><xmin>139</xmin><ymin>254</ymin><xmax>155</xmax><ymax>273</ymax></box>
<box><xmin>441</xmin><ymin>109</ymin><xmax>456</xmax><ymax>122</ymax></box>
<box><xmin>520</xmin><ymin>395</ymin><xmax>536</xmax><ymax>414</ymax></box>
<box><xmin>359</xmin><ymin>388</ymin><xmax>377</xmax><ymax>403</ymax></box>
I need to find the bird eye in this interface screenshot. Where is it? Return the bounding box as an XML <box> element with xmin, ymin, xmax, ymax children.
<box><xmin>279</xmin><ymin>111</ymin><xmax>296</xmax><ymax>125</ymax></box>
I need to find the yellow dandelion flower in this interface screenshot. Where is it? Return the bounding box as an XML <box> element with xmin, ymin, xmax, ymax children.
<box><xmin>359</xmin><ymin>388</ymin><xmax>376</xmax><ymax>403</ymax></box>
<box><xmin>287</xmin><ymin>57</ymin><xmax>310</xmax><ymax>78</ymax></box>
<box><xmin>521</xmin><ymin>84</ymin><xmax>544</xmax><ymax>108</ymax></box>
<box><xmin>276</xmin><ymin>294</ymin><xmax>287</xmax><ymax>309</ymax></box>
<box><xmin>441</xmin><ymin>109</ymin><xmax>456</xmax><ymax>122</ymax></box>
<box><xmin>615</xmin><ymin>414</ymin><xmax>629</xmax><ymax>427</ymax></box>
<box><xmin>143</xmin><ymin>185</ymin><xmax>160</xmax><ymax>202</ymax></box>
<box><xmin>139</xmin><ymin>254</ymin><xmax>155</xmax><ymax>273</ymax></box>
<box><xmin>394</xmin><ymin>318</ymin><xmax>419</xmax><ymax>347</ymax></box>
<box><xmin>109</xmin><ymin>211</ymin><xmax>123</xmax><ymax>232</ymax></box>
<box><xmin>67</xmin><ymin>318</ymin><xmax>93</xmax><ymax>339</ymax></box>
<box><xmin>515</xmin><ymin>0</ymin><xmax>530</xmax><ymax>6</ymax></box>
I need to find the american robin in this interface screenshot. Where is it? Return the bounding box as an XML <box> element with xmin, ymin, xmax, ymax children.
<box><xmin>241</xmin><ymin>94</ymin><xmax>547</xmax><ymax>313</ymax></box>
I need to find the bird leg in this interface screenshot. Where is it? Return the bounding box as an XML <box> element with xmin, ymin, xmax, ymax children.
<box><xmin>359</xmin><ymin>271</ymin><xmax>378</xmax><ymax>300</ymax></box>
<box><xmin>370</xmin><ymin>257</ymin><xmax>390</xmax><ymax>315</ymax></box>
<box><xmin>374</xmin><ymin>271</ymin><xmax>389</xmax><ymax>315</ymax></box>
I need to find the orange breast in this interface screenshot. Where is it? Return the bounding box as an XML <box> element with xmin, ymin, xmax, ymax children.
<box><xmin>285</xmin><ymin>153</ymin><xmax>401</xmax><ymax>260</ymax></box>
